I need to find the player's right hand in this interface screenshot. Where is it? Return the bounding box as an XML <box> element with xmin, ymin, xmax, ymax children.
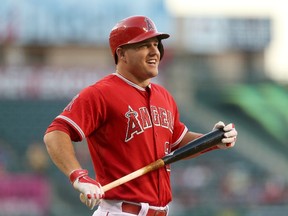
<box><xmin>69</xmin><ymin>169</ymin><xmax>104</xmax><ymax>209</ymax></box>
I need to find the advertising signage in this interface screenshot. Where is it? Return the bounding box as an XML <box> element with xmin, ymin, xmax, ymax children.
<box><xmin>0</xmin><ymin>0</ymin><xmax>171</xmax><ymax>45</ymax></box>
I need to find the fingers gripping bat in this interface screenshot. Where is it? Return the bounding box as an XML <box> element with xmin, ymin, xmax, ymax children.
<box><xmin>80</xmin><ymin>128</ymin><xmax>225</xmax><ymax>202</ymax></box>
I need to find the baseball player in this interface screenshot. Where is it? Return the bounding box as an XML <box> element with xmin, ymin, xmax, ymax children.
<box><xmin>44</xmin><ymin>15</ymin><xmax>238</xmax><ymax>216</ymax></box>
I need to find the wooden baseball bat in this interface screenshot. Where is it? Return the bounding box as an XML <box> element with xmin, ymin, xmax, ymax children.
<box><xmin>80</xmin><ymin>128</ymin><xmax>225</xmax><ymax>202</ymax></box>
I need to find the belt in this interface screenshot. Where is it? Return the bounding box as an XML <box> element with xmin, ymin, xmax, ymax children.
<box><xmin>122</xmin><ymin>202</ymin><xmax>167</xmax><ymax>216</ymax></box>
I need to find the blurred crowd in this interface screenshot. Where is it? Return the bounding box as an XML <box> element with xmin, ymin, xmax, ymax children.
<box><xmin>0</xmin><ymin>139</ymin><xmax>51</xmax><ymax>216</ymax></box>
<box><xmin>170</xmin><ymin>155</ymin><xmax>288</xmax><ymax>215</ymax></box>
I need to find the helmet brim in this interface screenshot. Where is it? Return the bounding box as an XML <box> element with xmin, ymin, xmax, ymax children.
<box><xmin>126</xmin><ymin>31</ymin><xmax>170</xmax><ymax>46</ymax></box>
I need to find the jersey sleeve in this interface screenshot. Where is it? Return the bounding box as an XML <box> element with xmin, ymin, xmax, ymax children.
<box><xmin>169</xmin><ymin>94</ymin><xmax>188</xmax><ymax>150</ymax></box>
<box><xmin>45</xmin><ymin>118</ymin><xmax>81</xmax><ymax>141</ymax></box>
<box><xmin>170</xmin><ymin>110</ymin><xmax>188</xmax><ymax>150</ymax></box>
<box><xmin>46</xmin><ymin>85</ymin><xmax>106</xmax><ymax>142</ymax></box>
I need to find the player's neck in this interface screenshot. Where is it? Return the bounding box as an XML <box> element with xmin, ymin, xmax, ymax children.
<box><xmin>116</xmin><ymin>70</ymin><xmax>151</xmax><ymax>88</ymax></box>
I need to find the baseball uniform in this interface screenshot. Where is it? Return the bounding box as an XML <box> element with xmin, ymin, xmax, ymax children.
<box><xmin>46</xmin><ymin>72</ymin><xmax>188</xmax><ymax>207</ymax></box>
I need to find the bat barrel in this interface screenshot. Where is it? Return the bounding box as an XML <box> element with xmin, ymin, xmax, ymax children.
<box><xmin>162</xmin><ymin>128</ymin><xmax>225</xmax><ymax>165</ymax></box>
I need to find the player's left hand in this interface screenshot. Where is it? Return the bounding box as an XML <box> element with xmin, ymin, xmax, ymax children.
<box><xmin>213</xmin><ymin>121</ymin><xmax>237</xmax><ymax>149</ymax></box>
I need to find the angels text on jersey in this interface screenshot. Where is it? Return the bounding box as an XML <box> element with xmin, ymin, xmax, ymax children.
<box><xmin>125</xmin><ymin>105</ymin><xmax>174</xmax><ymax>142</ymax></box>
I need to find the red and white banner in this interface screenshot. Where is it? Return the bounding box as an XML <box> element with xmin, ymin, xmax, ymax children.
<box><xmin>0</xmin><ymin>66</ymin><xmax>165</xmax><ymax>100</ymax></box>
<box><xmin>0</xmin><ymin>66</ymin><xmax>111</xmax><ymax>99</ymax></box>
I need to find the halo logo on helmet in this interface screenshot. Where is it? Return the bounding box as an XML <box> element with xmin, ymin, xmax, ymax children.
<box><xmin>145</xmin><ymin>18</ymin><xmax>154</xmax><ymax>31</ymax></box>
<box><xmin>109</xmin><ymin>15</ymin><xmax>170</xmax><ymax>64</ymax></box>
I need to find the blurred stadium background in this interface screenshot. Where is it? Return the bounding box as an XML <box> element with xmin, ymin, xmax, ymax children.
<box><xmin>1</xmin><ymin>0</ymin><xmax>288</xmax><ymax>215</ymax></box>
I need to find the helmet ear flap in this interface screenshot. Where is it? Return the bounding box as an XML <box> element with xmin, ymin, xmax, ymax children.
<box><xmin>158</xmin><ymin>40</ymin><xmax>165</xmax><ymax>60</ymax></box>
<box><xmin>114</xmin><ymin>55</ymin><xmax>118</xmax><ymax>64</ymax></box>
<box><xmin>114</xmin><ymin>48</ymin><xmax>120</xmax><ymax>64</ymax></box>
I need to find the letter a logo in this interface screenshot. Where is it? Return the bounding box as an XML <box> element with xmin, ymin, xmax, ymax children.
<box><xmin>125</xmin><ymin>106</ymin><xmax>144</xmax><ymax>142</ymax></box>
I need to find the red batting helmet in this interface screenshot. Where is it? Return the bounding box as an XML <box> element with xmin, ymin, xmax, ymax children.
<box><xmin>109</xmin><ymin>15</ymin><xmax>170</xmax><ymax>64</ymax></box>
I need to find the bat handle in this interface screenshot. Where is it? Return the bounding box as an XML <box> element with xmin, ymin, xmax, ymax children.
<box><xmin>79</xmin><ymin>159</ymin><xmax>165</xmax><ymax>203</ymax></box>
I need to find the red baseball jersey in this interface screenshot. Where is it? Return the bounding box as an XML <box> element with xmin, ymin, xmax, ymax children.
<box><xmin>46</xmin><ymin>73</ymin><xmax>187</xmax><ymax>206</ymax></box>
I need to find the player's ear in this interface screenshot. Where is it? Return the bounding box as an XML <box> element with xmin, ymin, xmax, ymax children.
<box><xmin>116</xmin><ymin>47</ymin><xmax>127</xmax><ymax>63</ymax></box>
